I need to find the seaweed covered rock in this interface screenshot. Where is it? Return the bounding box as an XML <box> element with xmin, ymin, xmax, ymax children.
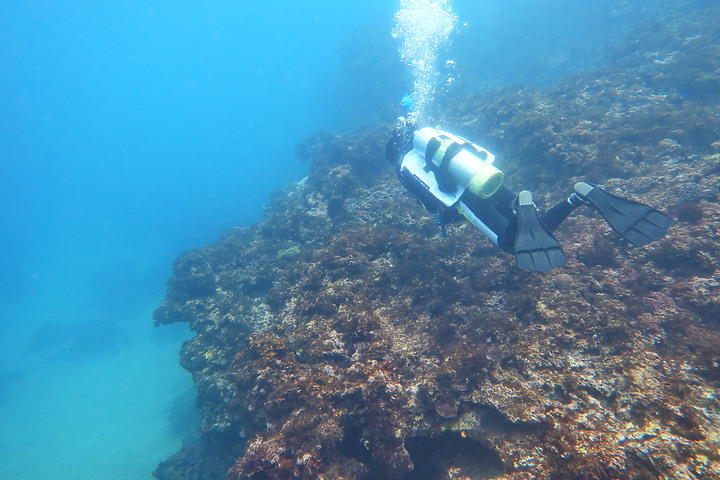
<box><xmin>153</xmin><ymin>8</ymin><xmax>720</xmax><ymax>480</ymax></box>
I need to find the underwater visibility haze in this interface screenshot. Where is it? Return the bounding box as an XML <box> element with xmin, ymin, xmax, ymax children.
<box><xmin>3</xmin><ymin>0</ymin><xmax>720</xmax><ymax>479</ymax></box>
<box><xmin>0</xmin><ymin>1</ymin><xmax>390</xmax><ymax>478</ymax></box>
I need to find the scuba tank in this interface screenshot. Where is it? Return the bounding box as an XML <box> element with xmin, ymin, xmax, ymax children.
<box><xmin>413</xmin><ymin>127</ymin><xmax>504</xmax><ymax>199</ymax></box>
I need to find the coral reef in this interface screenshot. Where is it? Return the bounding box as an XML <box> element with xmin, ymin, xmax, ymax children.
<box><xmin>153</xmin><ymin>5</ymin><xmax>720</xmax><ymax>480</ymax></box>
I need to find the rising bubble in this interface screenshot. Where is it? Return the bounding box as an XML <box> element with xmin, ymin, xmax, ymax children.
<box><xmin>393</xmin><ymin>0</ymin><xmax>458</xmax><ymax>123</ymax></box>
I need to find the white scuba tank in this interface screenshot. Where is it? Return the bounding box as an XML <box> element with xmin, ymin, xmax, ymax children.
<box><xmin>401</xmin><ymin>127</ymin><xmax>504</xmax><ymax>207</ymax></box>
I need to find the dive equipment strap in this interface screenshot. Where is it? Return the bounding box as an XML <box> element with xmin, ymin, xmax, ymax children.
<box><xmin>425</xmin><ymin>135</ymin><xmax>461</xmax><ymax>193</ymax></box>
<box><xmin>401</xmin><ymin>150</ymin><xmax>464</xmax><ymax>207</ymax></box>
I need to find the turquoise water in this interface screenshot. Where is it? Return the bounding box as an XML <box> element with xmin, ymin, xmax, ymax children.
<box><xmin>0</xmin><ymin>1</ymin><xmax>390</xmax><ymax>478</ymax></box>
<box><xmin>0</xmin><ymin>309</ymin><xmax>190</xmax><ymax>479</ymax></box>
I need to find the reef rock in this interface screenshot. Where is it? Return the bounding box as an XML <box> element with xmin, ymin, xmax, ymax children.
<box><xmin>153</xmin><ymin>8</ymin><xmax>720</xmax><ymax>480</ymax></box>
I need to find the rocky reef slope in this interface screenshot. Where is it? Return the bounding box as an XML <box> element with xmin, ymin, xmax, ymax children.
<box><xmin>153</xmin><ymin>8</ymin><xmax>720</xmax><ymax>480</ymax></box>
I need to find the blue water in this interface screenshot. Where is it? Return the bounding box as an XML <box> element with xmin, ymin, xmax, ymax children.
<box><xmin>0</xmin><ymin>1</ymin><xmax>681</xmax><ymax>478</ymax></box>
<box><xmin>0</xmin><ymin>1</ymin><xmax>391</xmax><ymax>478</ymax></box>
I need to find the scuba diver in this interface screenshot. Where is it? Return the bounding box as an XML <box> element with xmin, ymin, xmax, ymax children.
<box><xmin>386</xmin><ymin>117</ymin><xmax>673</xmax><ymax>272</ymax></box>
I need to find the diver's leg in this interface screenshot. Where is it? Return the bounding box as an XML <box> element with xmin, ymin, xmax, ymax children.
<box><xmin>459</xmin><ymin>191</ymin><xmax>511</xmax><ymax>242</ymax></box>
<box><xmin>491</xmin><ymin>185</ymin><xmax>517</xmax><ymax>219</ymax></box>
<box><xmin>542</xmin><ymin>192</ymin><xmax>585</xmax><ymax>232</ymax></box>
<box><xmin>457</xmin><ymin>185</ymin><xmax>518</xmax><ymax>251</ymax></box>
<box><xmin>497</xmin><ymin>217</ymin><xmax>518</xmax><ymax>254</ymax></box>
<box><xmin>456</xmin><ymin>201</ymin><xmax>503</xmax><ymax>245</ymax></box>
<box><xmin>461</xmin><ymin>185</ymin><xmax>558</xmax><ymax>257</ymax></box>
<box><xmin>486</xmin><ymin>185</ymin><xmax>519</xmax><ymax>254</ymax></box>
<box><xmin>573</xmin><ymin>182</ymin><xmax>672</xmax><ymax>246</ymax></box>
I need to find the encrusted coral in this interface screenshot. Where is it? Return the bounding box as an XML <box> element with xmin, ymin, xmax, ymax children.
<box><xmin>153</xmin><ymin>5</ymin><xmax>720</xmax><ymax>480</ymax></box>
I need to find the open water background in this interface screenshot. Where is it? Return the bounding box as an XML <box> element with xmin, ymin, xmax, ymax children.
<box><xmin>0</xmin><ymin>1</ymin><xmax>701</xmax><ymax>478</ymax></box>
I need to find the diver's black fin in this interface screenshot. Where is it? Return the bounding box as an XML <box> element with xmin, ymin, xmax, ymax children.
<box><xmin>514</xmin><ymin>191</ymin><xmax>566</xmax><ymax>272</ymax></box>
<box><xmin>574</xmin><ymin>182</ymin><xmax>672</xmax><ymax>247</ymax></box>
